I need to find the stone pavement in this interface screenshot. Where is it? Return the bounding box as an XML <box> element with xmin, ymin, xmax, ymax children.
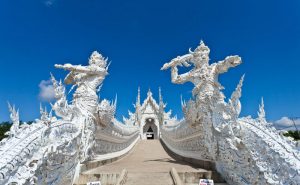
<box><xmin>84</xmin><ymin>140</ymin><xmax>211</xmax><ymax>185</ymax></box>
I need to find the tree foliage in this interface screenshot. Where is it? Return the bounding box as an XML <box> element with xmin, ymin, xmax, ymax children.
<box><xmin>283</xmin><ymin>130</ymin><xmax>300</xmax><ymax>141</ymax></box>
<box><xmin>0</xmin><ymin>122</ymin><xmax>12</xmax><ymax>141</ymax></box>
<box><xmin>0</xmin><ymin>121</ymin><xmax>34</xmax><ymax>141</ymax></box>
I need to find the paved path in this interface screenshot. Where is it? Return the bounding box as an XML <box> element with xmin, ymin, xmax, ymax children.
<box><xmin>85</xmin><ymin>140</ymin><xmax>208</xmax><ymax>185</ymax></box>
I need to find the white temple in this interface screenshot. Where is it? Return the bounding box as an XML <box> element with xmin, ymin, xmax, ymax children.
<box><xmin>0</xmin><ymin>41</ymin><xmax>299</xmax><ymax>185</ymax></box>
<box><xmin>123</xmin><ymin>88</ymin><xmax>177</xmax><ymax>140</ymax></box>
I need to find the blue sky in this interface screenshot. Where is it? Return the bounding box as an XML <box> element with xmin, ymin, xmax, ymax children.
<box><xmin>0</xmin><ymin>0</ymin><xmax>299</xmax><ymax>122</ymax></box>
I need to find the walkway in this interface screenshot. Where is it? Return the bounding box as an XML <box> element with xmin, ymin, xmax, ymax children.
<box><xmin>83</xmin><ymin>140</ymin><xmax>211</xmax><ymax>185</ymax></box>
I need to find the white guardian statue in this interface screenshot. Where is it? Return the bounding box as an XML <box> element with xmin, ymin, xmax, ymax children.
<box><xmin>161</xmin><ymin>41</ymin><xmax>300</xmax><ymax>185</ymax></box>
<box><xmin>0</xmin><ymin>51</ymin><xmax>139</xmax><ymax>185</ymax></box>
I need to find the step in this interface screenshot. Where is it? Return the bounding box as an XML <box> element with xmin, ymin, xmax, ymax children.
<box><xmin>74</xmin><ymin>173</ymin><xmax>120</xmax><ymax>185</ymax></box>
<box><xmin>125</xmin><ymin>172</ymin><xmax>174</xmax><ymax>185</ymax></box>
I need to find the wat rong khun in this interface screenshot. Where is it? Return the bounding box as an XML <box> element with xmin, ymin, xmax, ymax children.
<box><xmin>0</xmin><ymin>41</ymin><xmax>299</xmax><ymax>185</ymax></box>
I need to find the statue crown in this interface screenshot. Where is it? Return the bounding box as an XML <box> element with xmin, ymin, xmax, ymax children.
<box><xmin>194</xmin><ymin>40</ymin><xmax>210</xmax><ymax>54</ymax></box>
<box><xmin>89</xmin><ymin>51</ymin><xmax>107</xmax><ymax>67</ymax></box>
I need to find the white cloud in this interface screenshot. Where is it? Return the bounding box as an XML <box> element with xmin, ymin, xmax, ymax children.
<box><xmin>44</xmin><ymin>0</ymin><xmax>55</xmax><ymax>7</ymax></box>
<box><xmin>38</xmin><ymin>80</ymin><xmax>55</xmax><ymax>102</ymax></box>
<box><xmin>272</xmin><ymin>117</ymin><xmax>300</xmax><ymax>130</ymax></box>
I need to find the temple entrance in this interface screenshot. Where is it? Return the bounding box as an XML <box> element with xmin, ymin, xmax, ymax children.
<box><xmin>142</xmin><ymin>118</ymin><xmax>158</xmax><ymax>140</ymax></box>
<box><xmin>146</xmin><ymin>127</ymin><xmax>154</xmax><ymax>139</ymax></box>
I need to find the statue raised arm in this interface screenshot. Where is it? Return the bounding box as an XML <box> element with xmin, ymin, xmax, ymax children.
<box><xmin>215</xmin><ymin>55</ymin><xmax>241</xmax><ymax>74</ymax></box>
<box><xmin>54</xmin><ymin>63</ymin><xmax>108</xmax><ymax>75</ymax></box>
<box><xmin>162</xmin><ymin>40</ymin><xmax>242</xmax><ymax>102</ymax></box>
<box><xmin>161</xmin><ymin>51</ymin><xmax>194</xmax><ymax>84</ymax></box>
<box><xmin>55</xmin><ymin>51</ymin><xmax>109</xmax><ymax>115</ymax></box>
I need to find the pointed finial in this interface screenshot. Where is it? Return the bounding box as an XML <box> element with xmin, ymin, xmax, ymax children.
<box><xmin>258</xmin><ymin>97</ymin><xmax>266</xmax><ymax>121</ymax></box>
<box><xmin>147</xmin><ymin>88</ymin><xmax>152</xmax><ymax>97</ymax></box>
<box><xmin>231</xmin><ymin>74</ymin><xmax>245</xmax><ymax>100</ymax></box>
<box><xmin>7</xmin><ymin>102</ymin><xmax>19</xmax><ymax>126</ymax></box>
<box><xmin>159</xmin><ymin>87</ymin><xmax>164</xmax><ymax>107</ymax></box>
<box><xmin>135</xmin><ymin>86</ymin><xmax>141</xmax><ymax>109</ymax></box>
<box><xmin>180</xmin><ymin>95</ymin><xmax>186</xmax><ymax>107</ymax></box>
<box><xmin>138</xmin><ymin>86</ymin><xmax>140</xmax><ymax>99</ymax></box>
<box><xmin>7</xmin><ymin>101</ymin><xmax>13</xmax><ymax>112</ymax></box>
<box><xmin>159</xmin><ymin>87</ymin><xmax>162</xmax><ymax>101</ymax></box>
<box><xmin>40</xmin><ymin>103</ymin><xmax>43</xmax><ymax>113</ymax></box>
<box><xmin>50</xmin><ymin>72</ymin><xmax>58</xmax><ymax>87</ymax></box>
<box><xmin>114</xmin><ymin>94</ymin><xmax>118</xmax><ymax>107</ymax></box>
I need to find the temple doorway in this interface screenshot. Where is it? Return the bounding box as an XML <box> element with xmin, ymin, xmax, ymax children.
<box><xmin>142</xmin><ymin>118</ymin><xmax>158</xmax><ymax>140</ymax></box>
<box><xmin>146</xmin><ymin>127</ymin><xmax>154</xmax><ymax>139</ymax></box>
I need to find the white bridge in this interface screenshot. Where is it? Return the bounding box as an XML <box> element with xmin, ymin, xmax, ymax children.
<box><xmin>0</xmin><ymin>41</ymin><xmax>299</xmax><ymax>185</ymax></box>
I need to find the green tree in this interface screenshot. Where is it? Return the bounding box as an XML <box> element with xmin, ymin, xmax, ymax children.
<box><xmin>0</xmin><ymin>122</ymin><xmax>12</xmax><ymax>141</ymax></box>
<box><xmin>283</xmin><ymin>130</ymin><xmax>300</xmax><ymax>141</ymax></box>
<box><xmin>0</xmin><ymin>121</ymin><xmax>34</xmax><ymax>141</ymax></box>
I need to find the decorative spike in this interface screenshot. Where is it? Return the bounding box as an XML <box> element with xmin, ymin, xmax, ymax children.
<box><xmin>40</xmin><ymin>103</ymin><xmax>43</xmax><ymax>114</ymax></box>
<box><xmin>147</xmin><ymin>88</ymin><xmax>152</xmax><ymax>97</ymax></box>
<box><xmin>7</xmin><ymin>102</ymin><xmax>20</xmax><ymax>131</ymax></box>
<box><xmin>258</xmin><ymin>97</ymin><xmax>266</xmax><ymax>121</ymax></box>
<box><xmin>229</xmin><ymin>74</ymin><xmax>245</xmax><ymax>118</ymax></box>
<box><xmin>180</xmin><ymin>95</ymin><xmax>186</xmax><ymax>107</ymax></box>
<box><xmin>115</xmin><ymin>94</ymin><xmax>118</xmax><ymax>105</ymax></box>
<box><xmin>50</xmin><ymin>73</ymin><xmax>58</xmax><ymax>89</ymax></box>
<box><xmin>7</xmin><ymin>101</ymin><xmax>13</xmax><ymax>112</ymax></box>
<box><xmin>16</xmin><ymin>108</ymin><xmax>19</xmax><ymax>118</ymax></box>
<box><xmin>230</xmin><ymin>74</ymin><xmax>245</xmax><ymax>101</ymax></box>
<box><xmin>159</xmin><ymin>87</ymin><xmax>164</xmax><ymax>106</ymax></box>
<box><xmin>106</xmin><ymin>60</ymin><xmax>111</xmax><ymax>71</ymax></box>
<box><xmin>69</xmin><ymin>84</ymin><xmax>77</xmax><ymax>94</ymax></box>
<box><xmin>136</xmin><ymin>86</ymin><xmax>141</xmax><ymax>106</ymax></box>
<box><xmin>96</xmin><ymin>84</ymin><xmax>103</xmax><ymax>93</ymax></box>
<box><xmin>49</xmin><ymin>108</ymin><xmax>53</xmax><ymax>118</ymax></box>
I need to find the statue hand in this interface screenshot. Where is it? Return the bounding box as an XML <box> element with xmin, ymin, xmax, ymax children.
<box><xmin>55</xmin><ymin>63</ymin><xmax>74</xmax><ymax>70</ymax></box>
<box><xmin>54</xmin><ymin>64</ymin><xmax>64</xmax><ymax>69</ymax></box>
<box><xmin>225</xmin><ymin>56</ymin><xmax>242</xmax><ymax>66</ymax></box>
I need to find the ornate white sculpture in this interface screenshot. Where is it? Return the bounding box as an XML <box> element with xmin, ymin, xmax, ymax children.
<box><xmin>0</xmin><ymin>44</ymin><xmax>299</xmax><ymax>185</ymax></box>
<box><xmin>50</xmin><ymin>73</ymin><xmax>73</xmax><ymax>120</ymax></box>
<box><xmin>0</xmin><ymin>51</ymin><xmax>139</xmax><ymax>185</ymax></box>
<box><xmin>7</xmin><ymin>103</ymin><xmax>20</xmax><ymax>137</ymax></box>
<box><xmin>161</xmin><ymin>41</ymin><xmax>300</xmax><ymax>185</ymax></box>
<box><xmin>258</xmin><ymin>97</ymin><xmax>266</xmax><ymax>123</ymax></box>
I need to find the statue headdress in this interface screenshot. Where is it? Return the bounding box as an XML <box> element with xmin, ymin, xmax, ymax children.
<box><xmin>89</xmin><ymin>51</ymin><xmax>108</xmax><ymax>68</ymax></box>
<box><xmin>194</xmin><ymin>40</ymin><xmax>210</xmax><ymax>55</ymax></box>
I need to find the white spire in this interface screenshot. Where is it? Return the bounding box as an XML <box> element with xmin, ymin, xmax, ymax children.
<box><xmin>136</xmin><ymin>86</ymin><xmax>140</xmax><ymax>106</ymax></box>
<box><xmin>229</xmin><ymin>74</ymin><xmax>245</xmax><ymax>117</ymax></box>
<box><xmin>159</xmin><ymin>87</ymin><xmax>163</xmax><ymax>104</ymax></box>
<box><xmin>147</xmin><ymin>88</ymin><xmax>152</xmax><ymax>97</ymax></box>
<box><xmin>258</xmin><ymin>97</ymin><xmax>266</xmax><ymax>122</ymax></box>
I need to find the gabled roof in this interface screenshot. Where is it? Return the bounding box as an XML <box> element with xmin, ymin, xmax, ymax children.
<box><xmin>140</xmin><ymin>89</ymin><xmax>159</xmax><ymax>114</ymax></box>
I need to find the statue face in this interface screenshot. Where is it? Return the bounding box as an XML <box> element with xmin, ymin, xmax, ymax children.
<box><xmin>89</xmin><ymin>51</ymin><xmax>107</xmax><ymax>68</ymax></box>
<box><xmin>193</xmin><ymin>52</ymin><xmax>209</xmax><ymax>68</ymax></box>
<box><xmin>193</xmin><ymin>42</ymin><xmax>210</xmax><ymax>68</ymax></box>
